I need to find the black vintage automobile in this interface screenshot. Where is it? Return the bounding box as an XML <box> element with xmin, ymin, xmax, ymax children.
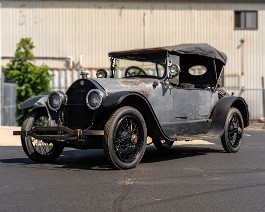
<box><xmin>14</xmin><ymin>43</ymin><xmax>249</xmax><ymax>169</ymax></box>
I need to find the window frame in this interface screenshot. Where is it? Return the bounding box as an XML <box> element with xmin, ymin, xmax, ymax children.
<box><xmin>234</xmin><ymin>10</ymin><xmax>258</xmax><ymax>30</ymax></box>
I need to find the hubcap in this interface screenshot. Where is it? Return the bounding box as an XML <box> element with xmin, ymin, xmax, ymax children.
<box><xmin>131</xmin><ymin>134</ymin><xmax>138</xmax><ymax>145</ymax></box>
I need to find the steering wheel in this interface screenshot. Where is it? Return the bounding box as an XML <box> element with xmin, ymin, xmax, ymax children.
<box><xmin>125</xmin><ymin>66</ymin><xmax>147</xmax><ymax>77</ymax></box>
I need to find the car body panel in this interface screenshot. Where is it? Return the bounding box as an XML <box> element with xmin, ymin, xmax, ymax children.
<box><xmin>209</xmin><ymin>96</ymin><xmax>249</xmax><ymax>135</ymax></box>
<box><xmin>94</xmin><ymin>78</ymin><xmax>219</xmax><ymax>138</ymax></box>
<box><xmin>20</xmin><ymin>95</ymin><xmax>47</xmax><ymax>110</ymax></box>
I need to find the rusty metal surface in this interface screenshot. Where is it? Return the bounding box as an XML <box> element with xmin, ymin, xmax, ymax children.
<box><xmin>94</xmin><ymin>78</ymin><xmax>219</xmax><ymax>138</ymax></box>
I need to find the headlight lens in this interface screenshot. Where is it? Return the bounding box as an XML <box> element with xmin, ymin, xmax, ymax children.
<box><xmin>86</xmin><ymin>89</ymin><xmax>104</xmax><ymax>110</ymax></box>
<box><xmin>47</xmin><ymin>91</ymin><xmax>66</xmax><ymax>111</ymax></box>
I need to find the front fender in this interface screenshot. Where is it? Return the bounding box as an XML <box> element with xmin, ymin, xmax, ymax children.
<box><xmin>102</xmin><ymin>91</ymin><xmax>130</xmax><ymax>108</ymax></box>
<box><xmin>20</xmin><ymin>95</ymin><xmax>47</xmax><ymax>110</ymax></box>
<box><xmin>102</xmin><ymin>91</ymin><xmax>172</xmax><ymax>141</ymax></box>
<box><xmin>210</xmin><ymin>96</ymin><xmax>249</xmax><ymax>135</ymax></box>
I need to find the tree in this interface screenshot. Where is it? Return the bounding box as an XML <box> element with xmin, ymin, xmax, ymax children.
<box><xmin>3</xmin><ymin>38</ymin><xmax>52</xmax><ymax>125</ymax></box>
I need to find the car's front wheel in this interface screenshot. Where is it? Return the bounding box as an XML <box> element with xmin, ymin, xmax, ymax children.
<box><xmin>103</xmin><ymin>106</ymin><xmax>147</xmax><ymax>169</ymax></box>
<box><xmin>221</xmin><ymin>108</ymin><xmax>244</xmax><ymax>153</ymax></box>
<box><xmin>21</xmin><ymin>108</ymin><xmax>64</xmax><ymax>163</ymax></box>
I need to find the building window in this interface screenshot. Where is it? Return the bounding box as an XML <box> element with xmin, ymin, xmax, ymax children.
<box><xmin>235</xmin><ymin>11</ymin><xmax>258</xmax><ymax>30</ymax></box>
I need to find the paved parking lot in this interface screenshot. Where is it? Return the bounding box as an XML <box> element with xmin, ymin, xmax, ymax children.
<box><xmin>1</xmin><ymin>127</ymin><xmax>265</xmax><ymax>212</ymax></box>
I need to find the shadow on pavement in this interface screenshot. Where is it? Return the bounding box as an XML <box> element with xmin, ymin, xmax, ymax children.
<box><xmin>0</xmin><ymin>144</ymin><xmax>224</xmax><ymax>171</ymax></box>
<box><xmin>142</xmin><ymin>145</ymin><xmax>223</xmax><ymax>164</ymax></box>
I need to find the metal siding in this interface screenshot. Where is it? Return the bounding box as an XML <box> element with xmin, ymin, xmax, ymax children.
<box><xmin>0</xmin><ymin>2</ymin><xmax>2</xmax><ymax>125</ymax></box>
<box><xmin>1</xmin><ymin>1</ymin><xmax>264</xmax><ymax>119</ymax></box>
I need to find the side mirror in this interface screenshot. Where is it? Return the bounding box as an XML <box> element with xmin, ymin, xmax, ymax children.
<box><xmin>96</xmin><ymin>69</ymin><xmax>107</xmax><ymax>78</ymax></box>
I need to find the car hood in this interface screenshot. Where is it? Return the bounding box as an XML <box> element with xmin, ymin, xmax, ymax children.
<box><xmin>92</xmin><ymin>78</ymin><xmax>157</xmax><ymax>97</ymax></box>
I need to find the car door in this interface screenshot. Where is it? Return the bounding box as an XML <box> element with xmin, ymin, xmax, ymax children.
<box><xmin>149</xmin><ymin>82</ymin><xmax>217</xmax><ymax>138</ymax></box>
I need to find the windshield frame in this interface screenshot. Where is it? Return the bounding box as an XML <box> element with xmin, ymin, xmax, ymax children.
<box><xmin>109</xmin><ymin>53</ymin><xmax>168</xmax><ymax>79</ymax></box>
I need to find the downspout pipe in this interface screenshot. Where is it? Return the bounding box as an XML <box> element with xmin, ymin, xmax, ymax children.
<box><xmin>80</xmin><ymin>55</ymin><xmax>84</xmax><ymax>68</ymax></box>
<box><xmin>67</xmin><ymin>56</ymin><xmax>73</xmax><ymax>68</ymax></box>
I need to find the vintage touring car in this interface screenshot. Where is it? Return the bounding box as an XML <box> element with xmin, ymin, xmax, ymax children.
<box><xmin>14</xmin><ymin>43</ymin><xmax>249</xmax><ymax>169</ymax></box>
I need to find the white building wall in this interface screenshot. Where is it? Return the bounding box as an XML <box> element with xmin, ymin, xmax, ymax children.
<box><xmin>0</xmin><ymin>2</ymin><xmax>2</xmax><ymax>125</ymax></box>
<box><xmin>1</xmin><ymin>0</ymin><xmax>264</xmax><ymax>119</ymax></box>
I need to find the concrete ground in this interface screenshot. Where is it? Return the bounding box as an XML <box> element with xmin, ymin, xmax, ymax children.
<box><xmin>1</xmin><ymin>129</ymin><xmax>265</xmax><ymax>212</ymax></box>
<box><xmin>0</xmin><ymin>126</ymin><xmax>21</xmax><ymax>146</ymax></box>
<box><xmin>1</xmin><ymin>124</ymin><xmax>264</xmax><ymax>146</ymax></box>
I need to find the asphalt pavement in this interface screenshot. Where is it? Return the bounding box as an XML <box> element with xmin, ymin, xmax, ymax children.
<box><xmin>1</xmin><ymin>129</ymin><xmax>265</xmax><ymax>212</ymax></box>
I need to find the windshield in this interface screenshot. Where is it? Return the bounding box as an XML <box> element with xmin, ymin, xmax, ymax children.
<box><xmin>111</xmin><ymin>58</ymin><xmax>166</xmax><ymax>79</ymax></box>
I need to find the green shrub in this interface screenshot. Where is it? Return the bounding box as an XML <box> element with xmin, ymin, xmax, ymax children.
<box><xmin>3</xmin><ymin>38</ymin><xmax>52</xmax><ymax>125</ymax></box>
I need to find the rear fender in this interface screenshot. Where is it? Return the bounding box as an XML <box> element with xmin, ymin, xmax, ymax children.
<box><xmin>210</xmin><ymin>96</ymin><xmax>249</xmax><ymax>135</ymax></box>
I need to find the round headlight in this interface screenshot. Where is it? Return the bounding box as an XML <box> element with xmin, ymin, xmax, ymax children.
<box><xmin>86</xmin><ymin>89</ymin><xmax>104</xmax><ymax>110</ymax></box>
<box><xmin>47</xmin><ymin>91</ymin><xmax>66</xmax><ymax>111</ymax></box>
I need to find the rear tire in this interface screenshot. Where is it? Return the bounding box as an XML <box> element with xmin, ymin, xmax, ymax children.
<box><xmin>221</xmin><ymin>108</ymin><xmax>244</xmax><ymax>153</ymax></box>
<box><xmin>103</xmin><ymin>106</ymin><xmax>147</xmax><ymax>169</ymax></box>
<box><xmin>21</xmin><ymin>108</ymin><xmax>64</xmax><ymax>163</ymax></box>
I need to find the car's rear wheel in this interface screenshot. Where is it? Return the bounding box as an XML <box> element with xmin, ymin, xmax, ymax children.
<box><xmin>103</xmin><ymin>106</ymin><xmax>147</xmax><ymax>169</ymax></box>
<box><xmin>21</xmin><ymin>108</ymin><xmax>64</xmax><ymax>163</ymax></box>
<box><xmin>153</xmin><ymin>139</ymin><xmax>174</xmax><ymax>150</ymax></box>
<box><xmin>221</xmin><ymin>108</ymin><xmax>244</xmax><ymax>153</ymax></box>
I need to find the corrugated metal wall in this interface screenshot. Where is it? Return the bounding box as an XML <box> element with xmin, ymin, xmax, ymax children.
<box><xmin>1</xmin><ymin>0</ymin><xmax>265</xmax><ymax>119</ymax></box>
<box><xmin>2</xmin><ymin>83</ymin><xmax>17</xmax><ymax>126</ymax></box>
<box><xmin>0</xmin><ymin>2</ymin><xmax>2</xmax><ymax>125</ymax></box>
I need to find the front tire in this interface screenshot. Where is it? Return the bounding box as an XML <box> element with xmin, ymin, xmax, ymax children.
<box><xmin>21</xmin><ymin>108</ymin><xmax>64</xmax><ymax>163</ymax></box>
<box><xmin>103</xmin><ymin>106</ymin><xmax>147</xmax><ymax>169</ymax></box>
<box><xmin>221</xmin><ymin>108</ymin><xmax>244</xmax><ymax>153</ymax></box>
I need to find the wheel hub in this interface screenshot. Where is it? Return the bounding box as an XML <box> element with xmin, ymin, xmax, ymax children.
<box><xmin>131</xmin><ymin>134</ymin><xmax>138</xmax><ymax>144</ymax></box>
<box><xmin>121</xmin><ymin>131</ymin><xmax>130</xmax><ymax>140</ymax></box>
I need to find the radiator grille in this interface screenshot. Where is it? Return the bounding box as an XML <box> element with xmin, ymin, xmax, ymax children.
<box><xmin>65</xmin><ymin>86</ymin><xmax>94</xmax><ymax>130</ymax></box>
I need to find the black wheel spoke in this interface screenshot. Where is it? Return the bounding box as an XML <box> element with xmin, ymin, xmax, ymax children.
<box><xmin>21</xmin><ymin>109</ymin><xmax>64</xmax><ymax>163</ymax></box>
<box><xmin>29</xmin><ymin>115</ymin><xmax>55</xmax><ymax>156</ymax></box>
<box><xmin>114</xmin><ymin>115</ymin><xmax>144</xmax><ymax>163</ymax></box>
<box><xmin>227</xmin><ymin>113</ymin><xmax>243</xmax><ymax>148</ymax></box>
<box><xmin>221</xmin><ymin>108</ymin><xmax>245</xmax><ymax>153</ymax></box>
<box><xmin>31</xmin><ymin>137</ymin><xmax>53</xmax><ymax>156</ymax></box>
<box><xmin>229</xmin><ymin>129</ymin><xmax>237</xmax><ymax>135</ymax></box>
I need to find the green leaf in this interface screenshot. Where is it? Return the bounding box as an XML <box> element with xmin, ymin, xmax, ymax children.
<box><xmin>3</xmin><ymin>37</ymin><xmax>53</xmax><ymax>125</ymax></box>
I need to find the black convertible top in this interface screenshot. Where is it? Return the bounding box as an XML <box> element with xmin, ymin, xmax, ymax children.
<box><xmin>109</xmin><ymin>43</ymin><xmax>227</xmax><ymax>65</ymax></box>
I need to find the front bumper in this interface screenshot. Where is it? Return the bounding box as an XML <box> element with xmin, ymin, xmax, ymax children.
<box><xmin>13</xmin><ymin>126</ymin><xmax>104</xmax><ymax>141</ymax></box>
